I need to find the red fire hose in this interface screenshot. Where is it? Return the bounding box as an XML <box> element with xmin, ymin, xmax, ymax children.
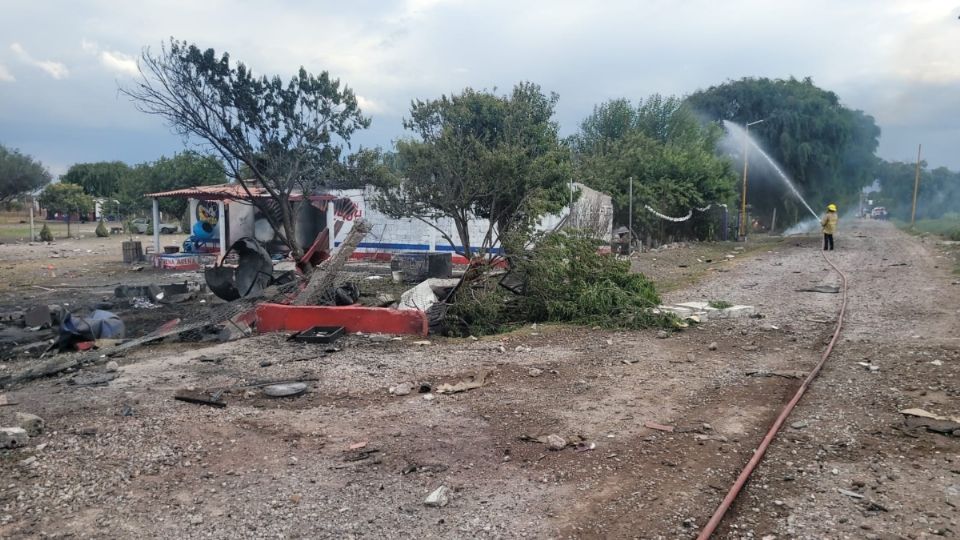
<box><xmin>697</xmin><ymin>250</ymin><xmax>848</xmax><ymax>538</ymax></box>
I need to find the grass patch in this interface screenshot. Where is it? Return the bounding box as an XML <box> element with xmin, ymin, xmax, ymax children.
<box><xmin>894</xmin><ymin>215</ymin><xmax>960</xmax><ymax>240</ymax></box>
<box><xmin>708</xmin><ymin>299</ymin><xmax>733</xmax><ymax>309</ymax></box>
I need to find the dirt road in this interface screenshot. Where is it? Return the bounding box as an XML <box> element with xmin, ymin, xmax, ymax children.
<box><xmin>1</xmin><ymin>220</ymin><xmax>957</xmax><ymax>539</ymax></box>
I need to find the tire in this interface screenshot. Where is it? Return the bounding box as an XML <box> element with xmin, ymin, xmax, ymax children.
<box><xmin>160</xmin><ymin>227</ymin><xmax>173</xmax><ymax>234</ymax></box>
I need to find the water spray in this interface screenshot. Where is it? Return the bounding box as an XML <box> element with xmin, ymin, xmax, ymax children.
<box><xmin>723</xmin><ymin>120</ymin><xmax>820</xmax><ymax>221</ymax></box>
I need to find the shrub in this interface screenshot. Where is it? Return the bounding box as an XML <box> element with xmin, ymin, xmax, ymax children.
<box><xmin>39</xmin><ymin>223</ymin><xmax>53</xmax><ymax>242</ymax></box>
<box><xmin>708</xmin><ymin>300</ymin><xmax>733</xmax><ymax>309</ymax></box>
<box><xmin>95</xmin><ymin>220</ymin><xmax>109</xmax><ymax>237</ymax></box>
<box><xmin>949</xmin><ymin>229</ymin><xmax>960</xmax><ymax>242</ymax></box>
<box><xmin>444</xmin><ymin>230</ymin><xmax>673</xmax><ymax>335</ymax></box>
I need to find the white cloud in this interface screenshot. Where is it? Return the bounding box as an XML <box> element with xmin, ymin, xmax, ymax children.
<box><xmin>0</xmin><ymin>64</ymin><xmax>14</xmax><ymax>82</ymax></box>
<box><xmin>99</xmin><ymin>50</ymin><xmax>138</xmax><ymax>76</ymax></box>
<box><xmin>356</xmin><ymin>95</ymin><xmax>386</xmax><ymax>114</ymax></box>
<box><xmin>9</xmin><ymin>42</ymin><xmax>69</xmax><ymax>79</ymax></box>
<box><xmin>79</xmin><ymin>39</ymin><xmax>138</xmax><ymax>76</ymax></box>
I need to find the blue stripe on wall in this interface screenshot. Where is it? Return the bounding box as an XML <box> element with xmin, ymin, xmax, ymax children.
<box><xmin>334</xmin><ymin>241</ymin><xmax>503</xmax><ymax>255</ymax></box>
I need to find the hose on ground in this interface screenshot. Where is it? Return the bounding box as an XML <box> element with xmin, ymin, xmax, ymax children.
<box><xmin>697</xmin><ymin>249</ymin><xmax>848</xmax><ymax>539</ymax></box>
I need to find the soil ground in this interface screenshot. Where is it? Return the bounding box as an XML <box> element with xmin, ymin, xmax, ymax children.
<box><xmin>1</xmin><ymin>220</ymin><xmax>958</xmax><ymax>539</ymax></box>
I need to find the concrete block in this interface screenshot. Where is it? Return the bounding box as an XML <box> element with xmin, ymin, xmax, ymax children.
<box><xmin>0</xmin><ymin>427</ymin><xmax>29</xmax><ymax>449</ymax></box>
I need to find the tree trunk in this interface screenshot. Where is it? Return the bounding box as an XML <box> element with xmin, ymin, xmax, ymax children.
<box><xmin>454</xmin><ymin>216</ymin><xmax>471</xmax><ymax>258</ymax></box>
<box><xmin>66</xmin><ymin>216</ymin><xmax>71</xmax><ymax>238</ymax></box>
<box><xmin>279</xmin><ymin>199</ymin><xmax>303</xmax><ymax>260</ymax></box>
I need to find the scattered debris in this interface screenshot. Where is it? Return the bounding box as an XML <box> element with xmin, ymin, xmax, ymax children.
<box><xmin>644</xmin><ymin>421</ymin><xmax>674</xmax><ymax>433</ymax></box>
<box><xmin>0</xmin><ymin>427</ymin><xmax>29</xmax><ymax>449</ymax></box>
<box><xmin>68</xmin><ymin>372</ymin><xmax>118</xmax><ymax>387</ymax></box>
<box><xmin>435</xmin><ymin>371</ymin><xmax>488</xmax><ymax>394</ymax></box>
<box><xmin>412</xmin><ymin>340</ymin><xmax>432</xmax><ymax>346</ymax></box>
<box><xmin>0</xmin><ymin>394</ymin><xmax>16</xmax><ymax>406</ymax></box>
<box><xmin>390</xmin><ymin>382</ymin><xmax>413</xmax><ymax>396</ymax></box>
<box><xmin>15</xmin><ymin>412</ymin><xmax>44</xmax><ymax>436</ymax></box>
<box><xmin>708</xmin><ymin>341</ymin><xmax>718</xmax><ymax>351</ymax></box>
<box><xmin>290</xmin><ymin>326</ymin><xmax>344</xmax><ymax>344</ymax></box>
<box><xmin>105</xmin><ymin>360</ymin><xmax>120</xmax><ymax>372</ymax></box>
<box><xmin>263</xmin><ymin>382</ymin><xmax>309</xmax><ymax>398</ymax></box>
<box><xmin>790</xmin><ymin>421</ymin><xmax>808</xmax><ymax>429</ymax></box>
<box><xmin>343</xmin><ymin>448</ymin><xmax>380</xmax><ymax>462</ymax></box>
<box><xmin>545</xmin><ymin>434</ymin><xmax>567</xmax><ymax>450</ymax></box>
<box><xmin>574</xmin><ymin>441</ymin><xmax>596</xmax><ymax>452</ymax></box>
<box><xmin>899</xmin><ymin>408</ymin><xmax>960</xmax><ymax>434</ymax></box>
<box><xmin>424</xmin><ymin>486</ymin><xmax>450</xmax><ymax>507</ymax></box>
<box><xmin>528</xmin><ymin>368</ymin><xmax>543</xmax><ymax>377</ymax></box>
<box><xmin>348</xmin><ymin>441</ymin><xmax>368</xmax><ymax>450</ymax></box>
<box><xmin>746</xmin><ymin>369</ymin><xmax>805</xmax><ymax>379</ymax></box>
<box><xmin>174</xmin><ymin>389</ymin><xmax>226</xmax><ymax>408</ymax></box>
<box><xmin>838</xmin><ymin>488</ymin><xmax>865</xmax><ymax>499</ymax></box>
<box><xmin>796</xmin><ymin>285</ymin><xmax>841</xmax><ymax>294</ymax></box>
<box><xmin>205</xmin><ymin>237</ymin><xmax>274</xmax><ymax>301</ymax></box>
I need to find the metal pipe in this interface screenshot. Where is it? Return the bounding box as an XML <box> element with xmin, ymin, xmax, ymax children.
<box><xmin>697</xmin><ymin>248</ymin><xmax>848</xmax><ymax>538</ymax></box>
<box><xmin>911</xmin><ymin>144</ymin><xmax>922</xmax><ymax>227</ymax></box>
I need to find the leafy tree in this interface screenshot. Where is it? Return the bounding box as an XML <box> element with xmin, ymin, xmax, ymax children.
<box><xmin>571</xmin><ymin>95</ymin><xmax>737</xmax><ymax>242</ymax></box>
<box><xmin>874</xmin><ymin>159</ymin><xmax>960</xmax><ymax>220</ymax></box>
<box><xmin>122</xmin><ymin>38</ymin><xmax>370</xmax><ymax>259</ymax></box>
<box><xmin>375</xmin><ymin>83</ymin><xmax>572</xmax><ymax>257</ymax></box>
<box><xmin>61</xmin><ymin>162</ymin><xmax>132</xmax><ymax>198</ymax></box>
<box><xmin>0</xmin><ymin>145</ymin><xmax>51</xmax><ymax>202</ymax></box>
<box><xmin>121</xmin><ymin>151</ymin><xmax>226</xmax><ymax>219</ymax></box>
<box><xmin>686</xmin><ymin>77</ymin><xmax>880</xmax><ymax>226</ymax></box>
<box><xmin>38</xmin><ymin>183</ymin><xmax>94</xmax><ymax>237</ymax></box>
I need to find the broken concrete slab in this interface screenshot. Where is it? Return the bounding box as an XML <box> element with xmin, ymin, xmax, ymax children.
<box><xmin>15</xmin><ymin>412</ymin><xmax>44</xmax><ymax>436</ymax></box>
<box><xmin>424</xmin><ymin>486</ymin><xmax>450</xmax><ymax>507</ymax></box>
<box><xmin>399</xmin><ymin>278</ymin><xmax>461</xmax><ymax>312</ymax></box>
<box><xmin>1</xmin><ymin>427</ymin><xmax>29</xmax><ymax>449</ymax></box>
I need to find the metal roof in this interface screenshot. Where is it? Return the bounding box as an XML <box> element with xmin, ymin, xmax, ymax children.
<box><xmin>145</xmin><ymin>183</ymin><xmax>337</xmax><ymax>202</ymax></box>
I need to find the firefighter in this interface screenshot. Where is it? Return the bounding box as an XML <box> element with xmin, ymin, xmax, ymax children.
<box><xmin>821</xmin><ymin>203</ymin><xmax>838</xmax><ymax>251</ymax></box>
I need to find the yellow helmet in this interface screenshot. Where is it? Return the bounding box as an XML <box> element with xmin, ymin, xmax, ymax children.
<box><xmin>827</xmin><ymin>204</ymin><xmax>837</xmax><ymax>212</ymax></box>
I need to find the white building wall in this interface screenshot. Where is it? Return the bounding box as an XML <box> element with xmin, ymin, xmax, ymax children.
<box><xmin>328</xmin><ymin>183</ymin><xmax>612</xmax><ymax>257</ymax></box>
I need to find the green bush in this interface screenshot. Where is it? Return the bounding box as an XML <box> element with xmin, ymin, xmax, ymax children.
<box><xmin>708</xmin><ymin>300</ymin><xmax>733</xmax><ymax>309</ymax></box>
<box><xmin>95</xmin><ymin>220</ymin><xmax>109</xmax><ymax>237</ymax></box>
<box><xmin>445</xmin><ymin>230</ymin><xmax>672</xmax><ymax>336</ymax></box>
<box><xmin>39</xmin><ymin>223</ymin><xmax>53</xmax><ymax>242</ymax></box>
<box><xmin>949</xmin><ymin>229</ymin><xmax>960</xmax><ymax>242</ymax></box>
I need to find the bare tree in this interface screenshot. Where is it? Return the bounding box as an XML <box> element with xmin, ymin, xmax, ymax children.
<box><xmin>121</xmin><ymin>38</ymin><xmax>370</xmax><ymax>259</ymax></box>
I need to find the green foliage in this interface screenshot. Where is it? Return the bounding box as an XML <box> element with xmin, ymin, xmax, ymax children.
<box><xmin>686</xmin><ymin>77</ymin><xmax>880</xmax><ymax>226</ymax></box>
<box><xmin>874</xmin><ymin>161</ymin><xmax>960</xmax><ymax>221</ymax></box>
<box><xmin>0</xmin><ymin>145</ymin><xmax>51</xmax><ymax>202</ymax></box>
<box><xmin>708</xmin><ymin>299</ymin><xmax>733</xmax><ymax>309</ymax></box>
<box><xmin>446</xmin><ymin>230</ymin><xmax>671</xmax><ymax>335</ymax></box>
<box><xmin>121</xmin><ymin>151</ymin><xmax>225</xmax><ymax>218</ymax></box>
<box><xmin>375</xmin><ymin>83</ymin><xmax>572</xmax><ymax>256</ymax></box>
<box><xmin>571</xmin><ymin>94</ymin><xmax>736</xmax><ymax>241</ymax></box>
<box><xmin>38</xmin><ymin>183</ymin><xmax>94</xmax><ymax>217</ymax></box>
<box><xmin>61</xmin><ymin>162</ymin><xmax>131</xmax><ymax>198</ymax></box>
<box><xmin>95</xmin><ymin>220</ymin><xmax>109</xmax><ymax>237</ymax></box>
<box><xmin>39</xmin><ymin>223</ymin><xmax>53</xmax><ymax>242</ymax></box>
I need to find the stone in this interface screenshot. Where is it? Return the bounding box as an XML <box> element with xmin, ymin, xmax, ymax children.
<box><xmin>424</xmin><ymin>486</ymin><xmax>450</xmax><ymax>507</ymax></box>
<box><xmin>656</xmin><ymin>330</ymin><xmax>669</xmax><ymax>339</ymax></box>
<box><xmin>24</xmin><ymin>305</ymin><xmax>52</xmax><ymax>328</ymax></box>
<box><xmin>528</xmin><ymin>368</ymin><xmax>543</xmax><ymax>377</ymax></box>
<box><xmin>263</xmin><ymin>383</ymin><xmax>308</xmax><ymax>398</ymax></box>
<box><xmin>708</xmin><ymin>342</ymin><xmax>718</xmax><ymax>351</ymax></box>
<box><xmin>0</xmin><ymin>427</ymin><xmax>29</xmax><ymax>449</ymax></box>
<box><xmin>391</xmin><ymin>382</ymin><xmax>413</xmax><ymax>396</ymax></box>
<box><xmin>16</xmin><ymin>412</ymin><xmax>44</xmax><ymax>436</ymax></box>
<box><xmin>790</xmin><ymin>421</ymin><xmax>808</xmax><ymax>429</ymax></box>
<box><xmin>545</xmin><ymin>434</ymin><xmax>567</xmax><ymax>450</ymax></box>
<box><xmin>105</xmin><ymin>361</ymin><xmax>120</xmax><ymax>373</ymax></box>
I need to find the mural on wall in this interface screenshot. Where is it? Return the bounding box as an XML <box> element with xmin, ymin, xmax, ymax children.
<box><xmin>197</xmin><ymin>201</ymin><xmax>220</xmax><ymax>225</ymax></box>
<box><xmin>332</xmin><ymin>198</ymin><xmax>362</xmax><ymax>220</ymax></box>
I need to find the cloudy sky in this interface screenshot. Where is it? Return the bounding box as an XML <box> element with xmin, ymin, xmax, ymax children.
<box><xmin>1</xmin><ymin>0</ymin><xmax>958</xmax><ymax>176</ymax></box>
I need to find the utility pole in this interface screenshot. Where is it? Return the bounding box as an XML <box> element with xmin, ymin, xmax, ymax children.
<box><xmin>911</xmin><ymin>144</ymin><xmax>922</xmax><ymax>227</ymax></box>
<box><xmin>628</xmin><ymin>176</ymin><xmax>633</xmax><ymax>254</ymax></box>
<box><xmin>29</xmin><ymin>195</ymin><xmax>35</xmax><ymax>241</ymax></box>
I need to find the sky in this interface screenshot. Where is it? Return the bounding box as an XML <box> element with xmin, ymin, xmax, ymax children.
<box><xmin>0</xmin><ymin>0</ymin><xmax>958</xmax><ymax>177</ymax></box>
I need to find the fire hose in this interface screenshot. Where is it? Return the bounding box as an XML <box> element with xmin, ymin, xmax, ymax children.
<box><xmin>697</xmin><ymin>249</ymin><xmax>848</xmax><ymax>538</ymax></box>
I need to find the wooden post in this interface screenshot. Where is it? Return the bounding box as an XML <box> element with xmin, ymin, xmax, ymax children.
<box><xmin>326</xmin><ymin>202</ymin><xmax>336</xmax><ymax>252</ymax></box>
<box><xmin>29</xmin><ymin>198</ymin><xmax>35</xmax><ymax>241</ymax></box>
<box><xmin>911</xmin><ymin>144</ymin><xmax>922</xmax><ymax>227</ymax></box>
<box><xmin>627</xmin><ymin>177</ymin><xmax>633</xmax><ymax>254</ymax></box>
<box><xmin>770</xmin><ymin>207</ymin><xmax>777</xmax><ymax>234</ymax></box>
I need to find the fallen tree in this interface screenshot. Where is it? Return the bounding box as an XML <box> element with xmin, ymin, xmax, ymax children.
<box><xmin>440</xmin><ymin>230</ymin><xmax>673</xmax><ymax>336</ymax></box>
